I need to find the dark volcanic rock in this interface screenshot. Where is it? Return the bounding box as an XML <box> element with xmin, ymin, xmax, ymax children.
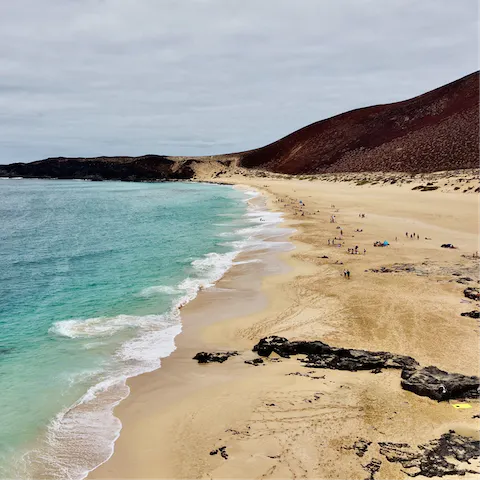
<box><xmin>461</xmin><ymin>310</ymin><xmax>480</xmax><ymax>319</ymax></box>
<box><xmin>253</xmin><ymin>336</ymin><xmax>333</xmax><ymax>358</ymax></box>
<box><xmin>379</xmin><ymin>431</ymin><xmax>480</xmax><ymax>477</ymax></box>
<box><xmin>210</xmin><ymin>446</ymin><xmax>228</xmax><ymax>459</ymax></box>
<box><xmin>362</xmin><ymin>458</ymin><xmax>382</xmax><ymax>480</ymax></box>
<box><xmin>351</xmin><ymin>438</ymin><xmax>372</xmax><ymax>457</ymax></box>
<box><xmin>252</xmin><ymin>336</ymin><xmax>417</xmax><ymax>371</ymax></box>
<box><xmin>193</xmin><ymin>351</ymin><xmax>238</xmax><ymax>364</ymax></box>
<box><xmin>401</xmin><ymin>365</ymin><xmax>480</xmax><ymax>401</ymax></box>
<box><xmin>253</xmin><ymin>336</ymin><xmax>291</xmax><ymax>357</ymax></box>
<box><xmin>252</xmin><ymin>337</ymin><xmax>479</xmax><ymax>401</ymax></box>
<box><xmin>244</xmin><ymin>358</ymin><xmax>264</xmax><ymax>366</ymax></box>
<box><xmin>302</xmin><ymin>348</ymin><xmax>418</xmax><ymax>372</ymax></box>
<box><xmin>464</xmin><ymin>287</ymin><xmax>480</xmax><ymax>301</ymax></box>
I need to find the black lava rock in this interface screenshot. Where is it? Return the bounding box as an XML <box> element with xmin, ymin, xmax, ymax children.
<box><xmin>193</xmin><ymin>351</ymin><xmax>238</xmax><ymax>364</ymax></box>
<box><xmin>401</xmin><ymin>365</ymin><xmax>480</xmax><ymax>401</ymax></box>
<box><xmin>464</xmin><ymin>287</ymin><xmax>480</xmax><ymax>300</ymax></box>
<box><xmin>252</xmin><ymin>337</ymin><xmax>480</xmax><ymax>402</ymax></box>
<box><xmin>379</xmin><ymin>431</ymin><xmax>480</xmax><ymax>477</ymax></box>
<box><xmin>244</xmin><ymin>358</ymin><xmax>264</xmax><ymax>366</ymax></box>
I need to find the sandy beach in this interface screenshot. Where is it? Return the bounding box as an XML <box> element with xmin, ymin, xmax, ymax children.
<box><xmin>90</xmin><ymin>171</ymin><xmax>479</xmax><ymax>480</ymax></box>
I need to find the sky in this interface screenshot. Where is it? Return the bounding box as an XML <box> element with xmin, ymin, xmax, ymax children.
<box><xmin>0</xmin><ymin>0</ymin><xmax>478</xmax><ymax>163</ymax></box>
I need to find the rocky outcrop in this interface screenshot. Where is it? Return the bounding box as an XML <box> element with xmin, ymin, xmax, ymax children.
<box><xmin>464</xmin><ymin>287</ymin><xmax>480</xmax><ymax>301</ymax></box>
<box><xmin>302</xmin><ymin>349</ymin><xmax>417</xmax><ymax>372</ymax></box>
<box><xmin>193</xmin><ymin>351</ymin><xmax>238</xmax><ymax>363</ymax></box>
<box><xmin>253</xmin><ymin>336</ymin><xmax>418</xmax><ymax>371</ymax></box>
<box><xmin>349</xmin><ymin>439</ymin><xmax>372</xmax><ymax>457</ymax></box>
<box><xmin>253</xmin><ymin>336</ymin><xmax>334</xmax><ymax>358</ymax></box>
<box><xmin>252</xmin><ymin>337</ymin><xmax>480</xmax><ymax>401</ymax></box>
<box><xmin>0</xmin><ymin>155</ymin><xmax>201</xmax><ymax>181</ymax></box>
<box><xmin>400</xmin><ymin>365</ymin><xmax>480</xmax><ymax>401</ymax></box>
<box><xmin>363</xmin><ymin>459</ymin><xmax>382</xmax><ymax>480</ymax></box>
<box><xmin>210</xmin><ymin>446</ymin><xmax>228</xmax><ymax>459</ymax></box>
<box><xmin>378</xmin><ymin>431</ymin><xmax>480</xmax><ymax>477</ymax></box>
<box><xmin>244</xmin><ymin>358</ymin><xmax>264</xmax><ymax>366</ymax></box>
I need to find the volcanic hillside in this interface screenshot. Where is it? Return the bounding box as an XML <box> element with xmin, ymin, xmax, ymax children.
<box><xmin>239</xmin><ymin>71</ymin><xmax>479</xmax><ymax>174</ymax></box>
<box><xmin>0</xmin><ymin>71</ymin><xmax>478</xmax><ymax>179</ymax></box>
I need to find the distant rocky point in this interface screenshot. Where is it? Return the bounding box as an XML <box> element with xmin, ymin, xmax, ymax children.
<box><xmin>1</xmin><ymin>71</ymin><xmax>478</xmax><ymax>180</ymax></box>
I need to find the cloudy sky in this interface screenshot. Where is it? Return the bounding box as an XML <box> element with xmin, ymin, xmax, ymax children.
<box><xmin>0</xmin><ymin>0</ymin><xmax>478</xmax><ymax>163</ymax></box>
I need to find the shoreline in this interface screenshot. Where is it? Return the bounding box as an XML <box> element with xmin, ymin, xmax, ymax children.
<box><xmin>84</xmin><ymin>183</ymin><xmax>296</xmax><ymax>479</ymax></box>
<box><xmin>17</xmin><ymin>181</ymin><xmax>286</xmax><ymax>480</ymax></box>
<box><xmin>88</xmin><ymin>183</ymin><xmax>303</xmax><ymax>480</ymax></box>
<box><xmin>90</xmin><ymin>175</ymin><xmax>479</xmax><ymax>479</ymax></box>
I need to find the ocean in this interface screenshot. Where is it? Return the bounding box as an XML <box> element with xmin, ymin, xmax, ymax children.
<box><xmin>0</xmin><ymin>179</ymin><xmax>286</xmax><ymax>479</ymax></box>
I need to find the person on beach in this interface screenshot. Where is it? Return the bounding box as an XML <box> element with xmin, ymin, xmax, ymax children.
<box><xmin>328</xmin><ymin>239</ymin><xmax>330</xmax><ymax>245</ymax></box>
<box><xmin>406</xmin><ymin>232</ymin><xmax>408</xmax><ymax>237</ymax></box>
<box><xmin>417</xmin><ymin>234</ymin><xmax>419</xmax><ymax>239</ymax></box>
<box><xmin>346</xmin><ymin>270</ymin><xmax>350</xmax><ymax>279</ymax></box>
<box><xmin>343</xmin><ymin>269</ymin><xmax>347</xmax><ymax>278</ymax></box>
<box><xmin>364</xmin><ymin>248</ymin><xmax>366</xmax><ymax>255</ymax></box>
<box><xmin>340</xmin><ymin>229</ymin><xmax>343</xmax><ymax>236</ymax></box>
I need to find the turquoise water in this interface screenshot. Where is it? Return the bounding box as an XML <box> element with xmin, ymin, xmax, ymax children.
<box><xmin>0</xmin><ymin>179</ymin><xmax>277</xmax><ymax>479</ymax></box>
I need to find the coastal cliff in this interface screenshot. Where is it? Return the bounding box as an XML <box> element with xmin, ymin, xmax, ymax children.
<box><xmin>0</xmin><ymin>155</ymin><xmax>236</xmax><ymax>181</ymax></box>
<box><xmin>1</xmin><ymin>71</ymin><xmax>478</xmax><ymax>180</ymax></box>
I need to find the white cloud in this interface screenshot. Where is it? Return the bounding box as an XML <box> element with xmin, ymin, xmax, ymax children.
<box><xmin>0</xmin><ymin>0</ymin><xmax>477</xmax><ymax>162</ymax></box>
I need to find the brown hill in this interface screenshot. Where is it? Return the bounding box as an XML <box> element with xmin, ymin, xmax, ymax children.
<box><xmin>238</xmin><ymin>71</ymin><xmax>479</xmax><ymax>174</ymax></box>
<box><xmin>0</xmin><ymin>72</ymin><xmax>478</xmax><ymax>179</ymax></box>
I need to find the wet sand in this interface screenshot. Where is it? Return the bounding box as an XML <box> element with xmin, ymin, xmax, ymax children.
<box><xmin>90</xmin><ymin>174</ymin><xmax>479</xmax><ymax>479</ymax></box>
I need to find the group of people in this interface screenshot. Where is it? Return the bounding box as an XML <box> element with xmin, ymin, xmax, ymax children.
<box><xmin>406</xmin><ymin>232</ymin><xmax>420</xmax><ymax>239</ymax></box>
<box><xmin>326</xmin><ymin>209</ymin><xmax>373</xmax><ymax>282</ymax></box>
<box><xmin>347</xmin><ymin>246</ymin><xmax>366</xmax><ymax>255</ymax></box>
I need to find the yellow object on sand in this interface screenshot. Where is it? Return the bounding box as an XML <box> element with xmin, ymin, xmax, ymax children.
<box><xmin>451</xmin><ymin>403</ymin><xmax>472</xmax><ymax>409</ymax></box>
